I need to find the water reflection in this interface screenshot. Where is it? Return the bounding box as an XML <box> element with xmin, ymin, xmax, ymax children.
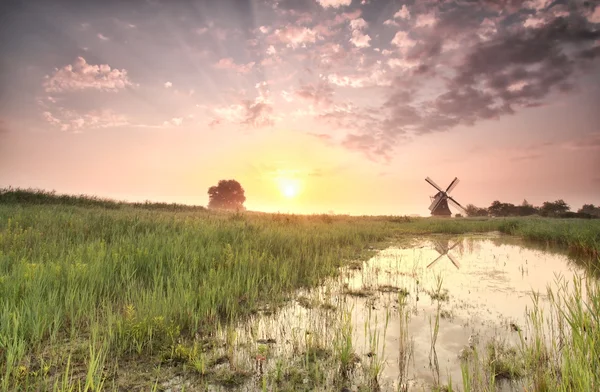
<box><xmin>220</xmin><ymin>235</ymin><xmax>591</xmax><ymax>391</ymax></box>
<box><xmin>346</xmin><ymin>235</ymin><xmax>590</xmax><ymax>390</ymax></box>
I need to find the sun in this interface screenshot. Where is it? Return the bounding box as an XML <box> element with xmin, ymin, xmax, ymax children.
<box><xmin>278</xmin><ymin>178</ymin><xmax>301</xmax><ymax>199</ymax></box>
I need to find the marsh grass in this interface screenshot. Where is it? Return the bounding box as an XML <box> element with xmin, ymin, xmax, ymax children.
<box><xmin>1</xmin><ymin>190</ymin><xmax>600</xmax><ymax>390</ymax></box>
<box><xmin>457</xmin><ymin>272</ymin><xmax>600</xmax><ymax>392</ymax></box>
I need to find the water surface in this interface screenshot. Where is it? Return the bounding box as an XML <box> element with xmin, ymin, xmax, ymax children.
<box><xmin>196</xmin><ymin>234</ymin><xmax>591</xmax><ymax>391</ymax></box>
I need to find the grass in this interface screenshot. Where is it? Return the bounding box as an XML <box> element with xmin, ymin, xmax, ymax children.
<box><xmin>1</xmin><ymin>189</ymin><xmax>600</xmax><ymax>390</ymax></box>
<box><xmin>457</xmin><ymin>274</ymin><xmax>600</xmax><ymax>392</ymax></box>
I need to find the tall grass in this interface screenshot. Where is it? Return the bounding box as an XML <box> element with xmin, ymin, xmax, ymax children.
<box><xmin>1</xmin><ymin>190</ymin><xmax>599</xmax><ymax>389</ymax></box>
<box><xmin>458</xmin><ymin>273</ymin><xmax>600</xmax><ymax>392</ymax></box>
<box><xmin>0</xmin><ymin>204</ymin><xmax>390</xmax><ymax>390</ymax></box>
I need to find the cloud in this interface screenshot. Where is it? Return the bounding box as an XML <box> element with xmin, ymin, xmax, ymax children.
<box><xmin>42</xmin><ymin>108</ymin><xmax>129</xmax><ymax>132</ymax></box>
<box><xmin>589</xmin><ymin>7</ymin><xmax>600</xmax><ymax>23</ymax></box>
<box><xmin>415</xmin><ymin>12</ymin><xmax>437</xmax><ymax>28</ymax></box>
<box><xmin>316</xmin><ymin>0</ymin><xmax>352</xmax><ymax>9</ymax></box>
<box><xmin>327</xmin><ymin>62</ymin><xmax>391</xmax><ymax>87</ymax></box>
<box><xmin>214</xmin><ymin>58</ymin><xmax>256</xmax><ymax>74</ymax></box>
<box><xmin>341</xmin><ymin>132</ymin><xmax>396</xmax><ymax>162</ymax></box>
<box><xmin>97</xmin><ymin>33</ymin><xmax>109</xmax><ymax>41</ymax></box>
<box><xmin>562</xmin><ymin>132</ymin><xmax>600</xmax><ymax>151</ymax></box>
<box><xmin>163</xmin><ymin>117</ymin><xmax>183</xmax><ymax>127</ymax></box>
<box><xmin>394</xmin><ymin>5</ymin><xmax>410</xmax><ymax>20</ymax></box>
<box><xmin>266</xmin><ymin>45</ymin><xmax>277</xmax><ymax>55</ymax></box>
<box><xmin>523</xmin><ymin>16</ymin><xmax>545</xmax><ymax>28</ymax></box>
<box><xmin>349</xmin><ymin>18</ymin><xmax>367</xmax><ymax>30</ymax></box>
<box><xmin>391</xmin><ymin>31</ymin><xmax>416</xmax><ymax>48</ymax></box>
<box><xmin>210</xmin><ymin>83</ymin><xmax>277</xmax><ymax>128</ymax></box>
<box><xmin>294</xmin><ymin>81</ymin><xmax>335</xmax><ymax>107</ymax></box>
<box><xmin>478</xmin><ymin>18</ymin><xmax>497</xmax><ymax>41</ymax></box>
<box><xmin>350</xmin><ymin>30</ymin><xmax>371</xmax><ymax>48</ymax></box>
<box><xmin>164</xmin><ymin>81</ymin><xmax>173</xmax><ymax>88</ymax></box>
<box><xmin>43</xmin><ymin>57</ymin><xmax>134</xmax><ymax>93</ymax></box>
<box><xmin>387</xmin><ymin>58</ymin><xmax>419</xmax><ymax>70</ymax></box>
<box><xmin>524</xmin><ymin>0</ymin><xmax>552</xmax><ymax>11</ymax></box>
<box><xmin>348</xmin><ymin>17</ymin><xmax>370</xmax><ymax>48</ymax></box>
<box><xmin>333</xmin><ymin>13</ymin><xmax>600</xmax><ymax>159</ymax></box>
<box><xmin>272</xmin><ymin>26</ymin><xmax>319</xmax><ymax>48</ymax></box>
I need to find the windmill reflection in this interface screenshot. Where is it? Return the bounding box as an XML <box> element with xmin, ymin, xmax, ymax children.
<box><xmin>427</xmin><ymin>239</ymin><xmax>461</xmax><ymax>269</ymax></box>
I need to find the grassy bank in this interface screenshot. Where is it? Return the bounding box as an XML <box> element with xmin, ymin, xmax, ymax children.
<box><xmin>0</xmin><ymin>191</ymin><xmax>599</xmax><ymax>390</ymax></box>
<box><xmin>457</xmin><ymin>274</ymin><xmax>600</xmax><ymax>392</ymax></box>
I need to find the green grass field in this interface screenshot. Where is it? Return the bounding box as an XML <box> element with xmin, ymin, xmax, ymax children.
<box><xmin>0</xmin><ymin>191</ymin><xmax>599</xmax><ymax>391</ymax></box>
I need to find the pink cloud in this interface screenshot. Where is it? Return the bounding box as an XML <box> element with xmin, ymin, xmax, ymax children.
<box><xmin>523</xmin><ymin>16</ymin><xmax>545</xmax><ymax>28</ymax></box>
<box><xmin>349</xmin><ymin>18</ymin><xmax>367</xmax><ymax>30</ymax></box>
<box><xmin>415</xmin><ymin>12</ymin><xmax>437</xmax><ymax>28</ymax></box>
<box><xmin>350</xmin><ymin>30</ymin><xmax>371</xmax><ymax>48</ymax></box>
<box><xmin>42</xmin><ymin>108</ymin><xmax>129</xmax><ymax>132</ymax></box>
<box><xmin>43</xmin><ymin>57</ymin><xmax>134</xmax><ymax>93</ymax></box>
<box><xmin>387</xmin><ymin>58</ymin><xmax>419</xmax><ymax>70</ymax></box>
<box><xmin>317</xmin><ymin>0</ymin><xmax>351</xmax><ymax>8</ymax></box>
<box><xmin>163</xmin><ymin>117</ymin><xmax>183</xmax><ymax>127</ymax></box>
<box><xmin>478</xmin><ymin>18</ymin><xmax>497</xmax><ymax>41</ymax></box>
<box><xmin>272</xmin><ymin>26</ymin><xmax>319</xmax><ymax>48</ymax></box>
<box><xmin>210</xmin><ymin>83</ymin><xmax>277</xmax><ymax>128</ymax></box>
<box><xmin>327</xmin><ymin>66</ymin><xmax>390</xmax><ymax>88</ymax></box>
<box><xmin>588</xmin><ymin>7</ymin><xmax>600</xmax><ymax>23</ymax></box>
<box><xmin>391</xmin><ymin>31</ymin><xmax>416</xmax><ymax>48</ymax></box>
<box><xmin>348</xmin><ymin>17</ymin><xmax>370</xmax><ymax>48</ymax></box>
<box><xmin>214</xmin><ymin>58</ymin><xmax>255</xmax><ymax>74</ymax></box>
<box><xmin>524</xmin><ymin>0</ymin><xmax>552</xmax><ymax>11</ymax></box>
<box><xmin>394</xmin><ymin>5</ymin><xmax>410</xmax><ymax>20</ymax></box>
<box><xmin>562</xmin><ymin>132</ymin><xmax>600</xmax><ymax>151</ymax></box>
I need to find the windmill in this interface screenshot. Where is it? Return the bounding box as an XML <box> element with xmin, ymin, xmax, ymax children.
<box><xmin>427</xmin><ymin>239</ymin><xmax>461</xmax><ymax>269</ymax></box>
<box><xmin>425</xmin><ymin>177</ymin><xmax>466</xmax><ymax>217</ymax></box>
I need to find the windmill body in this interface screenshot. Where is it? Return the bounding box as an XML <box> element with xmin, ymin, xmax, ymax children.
<box><xmin>426</xmin><ymin>177</ymin><xmax>465</xmax><ymax>217</ymax></box>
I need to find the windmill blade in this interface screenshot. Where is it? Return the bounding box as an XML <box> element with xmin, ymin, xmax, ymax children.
<box><xmin>448</xmin><ymin>197</ymin><xmax>466</xmax><ymax>213</ymax></box>
<box><xmin>447</xmin><ymin>253</ymin><xmax>461</xmax><ymax>269</ymax></box>
<box><xmin>425</xmin><ymin>177</ymin><xmax>444</xmax><ymax>193</ymax></box>
<box><xmin>446</xmin><ymin>177</ymin><xmax>460</xmax><ymax>193</ymax></box>
<box><xmin>429</xmin><ymin>196</ymin><xmax>445</xmax><ymax>213</ymax></box>
<box><xmin>433</xmin><ymin>239</ymin><xmax>445</xmax><ymax>255</ymax></box>
<box><xmin>427</xmin><ymin>253</ymin><xmax>445</xmax><ymax>269</ymax></box>
<box><xmin>429</xmin><ymin>195</ymin><xmax>443</xmax><ymax>211</ymax></box>
<box><xmin>447</xmin><ymin>241</ymin><xmax>460</xmax><ymax>252</ymax></box>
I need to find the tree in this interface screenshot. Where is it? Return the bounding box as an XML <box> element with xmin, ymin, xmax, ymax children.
<box><xmin>578</xmin><ymin>204</ymin><xmax>600</xmax><ymax>217</ymax></box>
<box><xmin>208</xmin><ymin>180</ymin><xmax>246</xmax><ymax>210</ymax></box>
<box><xmin>465</xmin><ymin>204</ymin><xmax>488</xmax><ymax>217</ymax></box>
<box><xmin>488</xmin><ymin>201</ymin><xmax>517</xmax><ymax>217</ymax></box>
<box><xmin>540</xmin><ymin>199</ymin><xmax>570</xmax><ymax>217</ymax></box>
<box><xmin>517</xmin><ymin>199</ymin><xmax>538</xmax><ymax>216</ymax></box>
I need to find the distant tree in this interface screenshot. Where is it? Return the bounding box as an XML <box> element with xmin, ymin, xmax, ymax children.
<box><xmin>488</xmin><ymin>201</ymin><xmax>517</xmax><ymax>217</ymax></box>
<box><xmin>517</xmin><ymin>199</ymin><xmax>538</xmax><ymax>216</ymax></box>
<box><xmin>207</xmin><ymin>180</ymin><xmax>246</xmax><ymax>210</ymax></box>
<box><xmin>578</xmin><ymin>204</ymin><xmax>600</xmax><ymax>217</ymax></box>
<box><xmin>465</xmin><ymin>204</ymin><xmax>488</xmax><ymax>217</ymax></box>
<box><xmin>540</xmin><ymin>199</ymin><xmax>570</xmax><ymax>217</ymax></box>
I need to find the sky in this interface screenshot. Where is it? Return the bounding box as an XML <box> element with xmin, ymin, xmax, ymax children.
<box><xmin>0</xmin><ymin>0</ymin><xmax>599</xmax><ymax>216</ymax></box>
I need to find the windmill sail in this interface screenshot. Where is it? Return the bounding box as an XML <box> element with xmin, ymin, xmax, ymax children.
<box><xmin>425</xmin><ymin>177</ymin><xmax>465</xmax><ymax>217</ymax></box>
